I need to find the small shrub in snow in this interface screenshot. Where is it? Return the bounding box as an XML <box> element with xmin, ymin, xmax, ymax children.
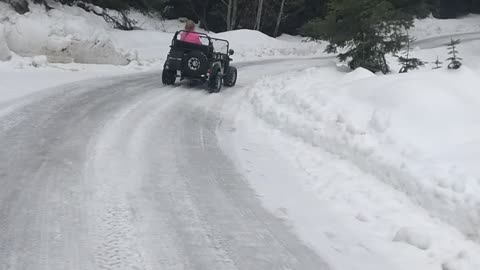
<box><xmin>446</xmin><ymin>38</ymin><xmax>462</xmax><ymax>70</ymax></box>
<box><xmin>433</xmin><ymin>56</ymin><xmax>443</xmax><ymax>69</ymax></box>
<box><xmin>397</xmin><ymin>56</ymin><xmax>426</xmax><ymax>73</ymax></box>
<box><xmin>393</xmin><ymin>227</ymin><xmax>432</xmax><ymax>250</ymax></box>
<box><xmin>396</xmin><ymin>35</ymin><xmax>426</xmax><ymax>73</ymax></box>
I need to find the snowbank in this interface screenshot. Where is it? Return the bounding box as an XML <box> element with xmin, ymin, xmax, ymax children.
<box><xmin>224</xmin><ymin>52</ymin><xmax>480</xmax><ymax>269</ymax></box>
<box><xmin>221</xmin><ymin>61</ymin><xmax>480</xmax><ymax>270</ymax></box>
<box><xmin>0</xmin><ymin>3</ymin><xmax>131</xmax><ymax>65</ymax></box>
<box><xmin>248</xmin><ymin>65</ymin><xmax>480</xmax><ymax>242</ymax></box>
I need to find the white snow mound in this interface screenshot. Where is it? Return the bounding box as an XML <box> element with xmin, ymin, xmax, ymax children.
<box><xmin>343</xmin><ymin>67</ymin><xmax>376</xmax><ymax>83</ymax></box>
<box><xmin>1</xmin><ymin>4</ymin><xmax>129</xmax><ymax>65</ymax></box>
<box><xmin>247</xmin><ymin>64</ymin><xmax>480</xmax><ymax>242</ymax></box>
<box><xmin>393</xmin><ymin>227</ymin><xmax>432</xmax><ymax>250</ymax></box>
<box><xmin>32</xmin><ymin>55</ymin><xmax>47</xmax><ymax>67</ymax></box>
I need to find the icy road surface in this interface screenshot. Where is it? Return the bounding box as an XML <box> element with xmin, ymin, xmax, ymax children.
<box><xmin>0</xmin><ymin>59</ymin><xmax>331</xmax><ymax>270</ymax></box>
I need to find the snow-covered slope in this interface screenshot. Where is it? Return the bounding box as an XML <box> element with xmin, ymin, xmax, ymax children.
<box><xmin>221</xmin><ymin>35</ymin><xmax>480</xmax><ymax>270</ymax></box>
<box><xmin>0</xmin><ymin>3</ymin><xmax>133</xmax><ymax>65</ymax></box>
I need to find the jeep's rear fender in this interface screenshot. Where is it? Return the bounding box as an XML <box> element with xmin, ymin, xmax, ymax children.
<box><xmin>165</xmin><ymin>50</ymin><xmax>183</xmax><ymax>70</ymax></box>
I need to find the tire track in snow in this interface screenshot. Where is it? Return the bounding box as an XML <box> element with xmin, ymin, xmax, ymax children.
<box><xmin>139</xmin><ymin>95</ymin><xmax>329</xmax><ymax>270</ymax></box>
<box><xmin>83</xmin><ymin>88</ymin><xmax>179</xmax><ymax>270</ymax></box>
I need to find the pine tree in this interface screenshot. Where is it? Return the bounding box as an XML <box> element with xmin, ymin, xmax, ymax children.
<box><xmin>446</xmin><ymin>38</ymin><xmax>462</xmax><ymax>70</ymax></box>
<box><xmin>432</xmin><ymin>56</ymin><xmax>443</xmax><ymax>69</ymax></box>
<box><xmin>303</xmin><ymin>0</ymin><xmax>413</xmax><ymax>74</ymax></box>
<box><xmin>396</xmin><ymin>35</ymin><xmax>425</xmax><ymax>73</ymax></box>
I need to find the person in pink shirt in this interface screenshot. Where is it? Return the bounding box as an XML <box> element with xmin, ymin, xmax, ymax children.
<box><xmin>180</xmin><ymin>20</ymin><xmax>202</xmax><ymax>45</ymax></box>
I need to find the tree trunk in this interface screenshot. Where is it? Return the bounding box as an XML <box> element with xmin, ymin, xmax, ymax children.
<box><xmin>201</xmin><ymin>3</ymin><xmax>209</xmax><ymax>31</ymax></box>
<box><xmin>254</xmin><ymin>0</ymin><xmax>264</xmax><ymax>30</ymax></box>
<box><xmin>274</xmin><ymin>0</ymin><xmax>286</xmax><ymax>37</ymax></box>
<box><xmin>231</xmin><ymin>0</ymin><xmax>238</xmax><ymax>29</ymax></box>
<box><xmin>226</xmin><ymin>0</ymin><xmax>232</xmax><ymax>30</ymax></box>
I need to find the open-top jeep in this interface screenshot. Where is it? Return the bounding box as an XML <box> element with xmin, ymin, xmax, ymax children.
<box><xmin>162</xmin><ymin>30</ymin><xmax>238</xmax><ymax>93</ymax></box>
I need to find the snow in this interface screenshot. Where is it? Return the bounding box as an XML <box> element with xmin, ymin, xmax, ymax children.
<box><xmin>218</xmin><ymin>29</ymin><xmax>480</xmax><ymax>270</ymax></box>
<box><xmin>393</xmin><ymin>227</ymin><xmax>432</xmax><ymax>250</ymax></box>
<box><xmin>1</xmin><ymin>3</ymin><xmax>130</xmax><ymax>65</ymax></box>
<box><xmin>32</xmin><ymin>55</ymin><xmax>47</xmax><ymax>67</ymax></box>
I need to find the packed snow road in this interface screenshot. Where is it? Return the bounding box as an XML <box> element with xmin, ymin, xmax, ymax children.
<box><xmin>0</xmin><ymin>59</ymin><xmax>331</xmax><ymax>270</ymax></box>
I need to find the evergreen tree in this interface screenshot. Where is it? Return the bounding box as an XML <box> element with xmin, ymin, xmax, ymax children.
<box><xmin>446</xmin><ymin>38</ymin><xmax>462</xmax><ymax>69</ymax></box>
<box><xmin>432</xmin><ymin>56</ymin><xmax>443</xmax><ymax>69</ymax></box>
<box><xmin>396</xmin><ymin>35</ymin><xmax>425</xmax><ymax>73</ymax></box>
<box><xmin>303</xmin><ymin>0</ymin><xmax>413</xmax><ymax>74</ymax></box>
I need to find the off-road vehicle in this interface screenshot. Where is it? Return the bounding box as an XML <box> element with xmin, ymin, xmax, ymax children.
<box><xmin>162</xmin><ymin>31</ymin><xmax>238</xmax><ymax>93</ymax></box>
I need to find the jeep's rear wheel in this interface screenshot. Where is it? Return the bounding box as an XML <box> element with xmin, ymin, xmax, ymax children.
<box><xmin>223</xmin><ymin>66</ymin><xmax>237</xmax><ymax>87</ymax></box>
<box><xmin>183</xmin><ymin>51</ymin><xmax>208</xmax><ymax>77</ymax></box>
<box><xmin>208</xmin><ymin>72</ymin><xmax>223</xmax><ymax>93</ymax></box>
<box><xmin>162</xmin><ymin>69</ymin><xmax>176</xmax><ymax>85</ymax></box>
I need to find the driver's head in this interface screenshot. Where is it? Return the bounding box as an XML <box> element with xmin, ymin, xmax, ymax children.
<box><xmin>185</xmin><ymin>20</ymin><xmax>195</xmax><ymax>32</ymax></box>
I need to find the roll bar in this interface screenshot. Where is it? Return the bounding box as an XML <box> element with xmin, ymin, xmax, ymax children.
<box><xmin>173</xmin><ymin>30</ymin><xmax>230</xmax><ymax>51</ymax></box>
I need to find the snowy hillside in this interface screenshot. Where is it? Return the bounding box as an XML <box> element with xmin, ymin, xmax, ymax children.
<box><xmin>220</xmin><ymin>33</ymin><xmax>480</xmax><ymax>270</ymax></box>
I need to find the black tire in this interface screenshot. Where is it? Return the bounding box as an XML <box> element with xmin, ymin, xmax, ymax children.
<box><xmin>183</xmin><ymin>51</ymin><xmax>208</xmax><ymax>77</ymax></box>
<box><xmin>223</xmin><ymin>66</ymin><xmax>237</xmax><ymax>87</ymax></box>
<box><xmin>162</xmin><ymin>69</ymin><xmax>176</xmax><ymax>85</ymax></box>
<box><xmin>208</xmin><ymin>72</ymin><xmax>223</xmax><ymax>93</ymax></box>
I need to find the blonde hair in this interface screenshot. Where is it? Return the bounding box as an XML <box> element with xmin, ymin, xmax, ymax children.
<box><xmin>185</xmin><ymin>20</ymin><xmax>195</xmax><ymax>31</ymax></box>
